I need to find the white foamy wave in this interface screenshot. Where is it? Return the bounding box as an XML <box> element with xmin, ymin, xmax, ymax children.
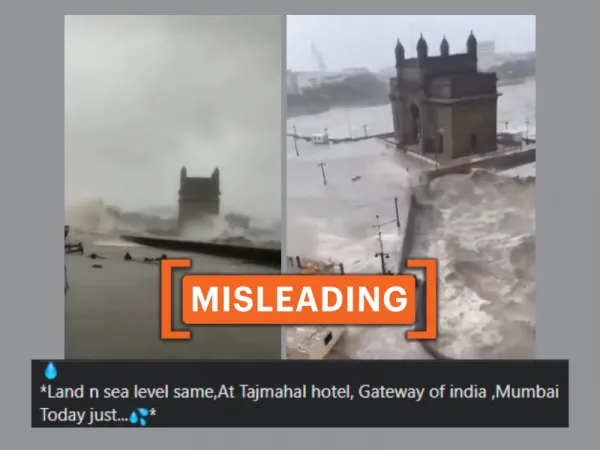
<box><xmin>65</xmin><ymin>198</ymin><xmax>280</xmax><ymax>249</ymax></box>
<box><xmin>498</xmin><ymin>162</ymin><xmax>536</xmax><ymax>179</ymax></box>
<box><xmin>65</xmin><ymin>198</ymin><xmax>176</xmax><ymax>244</ymax></box>
<box><xmin>410</xmin><ymin>168</ymin><xmax>536</xmax><ymax>359</ymax></box>
<box><xmin>180</xmin><ymin>214</ymin><xmax>280</xmax><ymax>249</ymax></box>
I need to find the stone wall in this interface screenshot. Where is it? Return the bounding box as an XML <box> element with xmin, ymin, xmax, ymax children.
<box><xmin>426</xmin><ymin>146</ymin><xmax>535</xmax><ymax>182</ymax></box>
<box><xmin>396</xmin><ymin>190</ymin><xmax>420</xmax><ymax>274</ymax></box>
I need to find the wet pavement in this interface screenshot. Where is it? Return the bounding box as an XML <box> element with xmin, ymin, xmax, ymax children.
<box><xmin>65</xmin><ymin>241</ymin><xmax>281</xmax><ymax>360</ymax></box>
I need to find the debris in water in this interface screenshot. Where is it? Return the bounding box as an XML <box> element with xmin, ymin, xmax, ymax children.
<box><xmin>143</xmin><ymin>254</ymin><xmax>168</xmax><ymax>263</ymax></box>
<box><xmin>65</xmin><ymin>242</ymin><xmax>84</xmax><ymax>254</ymax></box>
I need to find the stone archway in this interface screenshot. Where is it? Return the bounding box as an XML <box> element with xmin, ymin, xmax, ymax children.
<box><xmin>409</xmin><ymin>103</ymin><xmax>421</xmax><ymax>144</ymax></box>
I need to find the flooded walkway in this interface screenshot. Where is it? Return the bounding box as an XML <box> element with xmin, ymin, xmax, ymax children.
<box><xmin>65</xmin><ymin>242</ymin><xmax>281</xmax><ymax>360</ymax></box>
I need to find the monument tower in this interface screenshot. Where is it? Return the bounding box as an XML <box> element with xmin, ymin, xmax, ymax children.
<box><xmin>177</xmin><ymin>166</ymin><xmax>221</xmax><ymax>233</ymax></box>
<box><xmin>389</xmin><ymin>31</ymin><xmax>500</xmax><ymax>161</ymax></box>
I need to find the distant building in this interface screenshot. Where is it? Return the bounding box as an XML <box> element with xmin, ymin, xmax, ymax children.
<box><xmin>340</xmin><ymin>67</ymin><xmax>370</xmax><ymax>75</ymax></box>
<box><xmin>287</xmin><ymin>69</ymin><xmax>372</xmax><ymax>94</ymax></box>
<box><xmin>287</xmin><ymin>70</ymin><xmax>300</xmax><ymax>94</ymax></box>
<box><xmin>320</xmin><ymin>74</ymin><xmax>348</xmax><ymax>84</ymax></box>
<box><xmin>477</xmin><ymin>41</ymin><xmax>496</xmax><ymax>71</ymax></box>
<box><xmin>286</xmin><ymin>71</ymin><xmax>322</xmax><ymax>93</ymax></box>
<box><xmin>298</xmin><ymin>71</ymin><xmax>335</xmax><ymax>90</ymax></box>
<box><xmin>177</xmin><ymin>166</ymin><xmax>220</xmax><ymax>232</ymax></box>
<box><xmin>389</xmin><ymin>31</ymin><xmax>500</xmax><ymax>161</ymax></box>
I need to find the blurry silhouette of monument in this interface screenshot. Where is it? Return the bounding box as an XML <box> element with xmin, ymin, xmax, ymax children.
<box><xmin>177</xmin><ymin>166</ymin><xmax>221</xmax><ymax>233</ymax></box>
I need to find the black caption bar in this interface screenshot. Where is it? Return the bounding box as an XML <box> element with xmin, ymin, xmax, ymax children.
<box><xmin>31</xmin><ymin>360</ymin><xmax>568</xmax><ymax>428</ymax></box>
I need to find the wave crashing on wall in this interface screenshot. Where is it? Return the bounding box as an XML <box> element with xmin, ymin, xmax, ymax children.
<box><xmin>65</xmin><ymin>198</ymin><xmax>281</xmax><ymax>249</ymax></box>
<box><xmin>409</xmin><ymin>168</ymin><xmax>536</xmax><ymax>359</ymax></box>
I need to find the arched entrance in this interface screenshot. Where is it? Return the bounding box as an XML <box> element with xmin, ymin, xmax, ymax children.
<box><xmin>409</xmin><ymin>103</ymin><xmax>421</xmax><ymax>144</ymax></box>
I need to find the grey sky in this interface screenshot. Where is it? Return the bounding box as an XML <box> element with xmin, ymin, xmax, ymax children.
<box><xmin>287</xmin><ymin>15</ymin><xmax>536</xmax><ymax>72</ymax></box>
<box><xmin>65</xmin><ymin>15</ymin><xmax>281</xmax><ymax>218</ymax></box>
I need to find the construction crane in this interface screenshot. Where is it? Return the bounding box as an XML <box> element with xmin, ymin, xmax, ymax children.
<box><xmin>311</xmin><ymin>41</ymin><xmax>327</xmax><ymax>73</ymax></box>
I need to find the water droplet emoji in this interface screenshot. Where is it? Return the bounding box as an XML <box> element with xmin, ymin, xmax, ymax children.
<box><xmin>129</xmin><ymin>411</ymin><xmax>138</xmax><ymax>424</ymax></box>
<box><xmin>44</xmin><ymin>362</ymin><xmax>57</xmax><ymax>380</ymax></box>
<box><xmin>140</xmin><ymin>418</ymin><xmax>147</xmax><ymax>426</ymax></box>
<box><xmin>138</xmin><ymin>408</ymin><xmax>149</xmax><ymax>417</ymax></box>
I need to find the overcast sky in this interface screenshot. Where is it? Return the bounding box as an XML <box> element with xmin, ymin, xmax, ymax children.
<box><xmin>65</xmin><ymin>15</ymin><xmax>281</xmax><ymax>218</ymax></box>
<box><xmin>287</xmin><ymin>15</ymin><xmax>536</xmax><ymax>72</ymax></box>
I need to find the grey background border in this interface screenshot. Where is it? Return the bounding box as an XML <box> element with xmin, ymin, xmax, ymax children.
<box><xmin>281</xmin><ymin>16</ymin><xmax>289</xmax><ymax>359</ymax></box>
<box><xmin>0</xmin><ymin>1</ymin><xmax>596</xmax><ymax>447</ymax></box>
